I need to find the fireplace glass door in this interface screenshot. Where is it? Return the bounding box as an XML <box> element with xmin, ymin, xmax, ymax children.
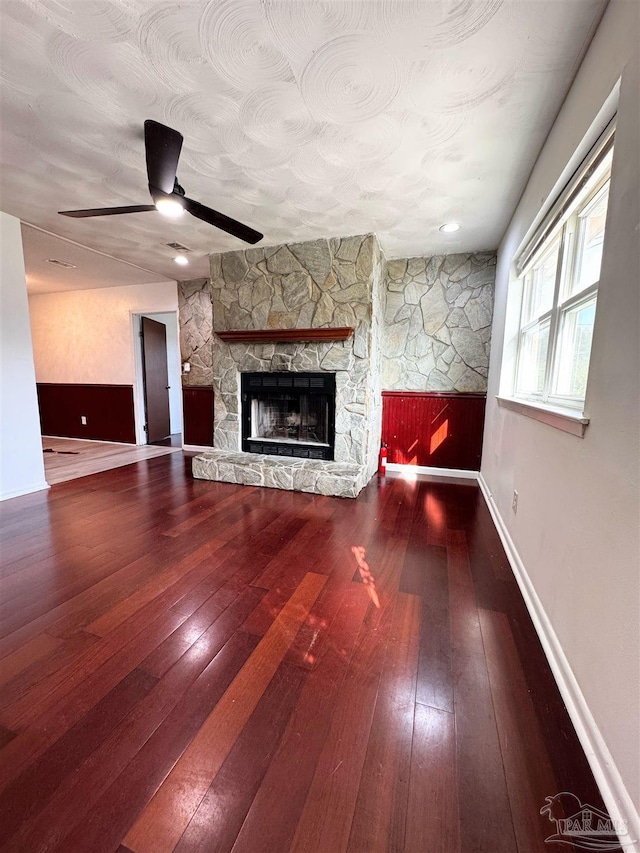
<box><xmin>241</xmin><ymin>372</ymin><xmax>335</xmax><ymax>460</ymax></box>
<box><xmin>252</xmin><ymin>395</ymin><xmax>330</xmax><ymax>446</ymax></box>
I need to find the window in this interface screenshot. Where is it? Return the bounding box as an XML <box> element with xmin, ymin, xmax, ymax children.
<box><xmin>512</xmin><ymin>136</ymin><xmax>614</xmax><ymax>412</ymax></box>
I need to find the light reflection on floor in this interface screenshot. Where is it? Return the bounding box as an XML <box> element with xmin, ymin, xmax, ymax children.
<box><xmin>351</xmin><ymin>545</ymin><xmax>380</xmax><ymax>609</ymax></box>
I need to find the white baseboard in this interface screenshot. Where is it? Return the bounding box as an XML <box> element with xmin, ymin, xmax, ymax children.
<box><xmin>386</xmin><ymin>462</ymin><xmax>478</xmax><ymax>480</ymax></box>
<box><xmin>478</xmin><ymin>472</ymin><xmax>640</xmax><ymax>852</ymax></box>
<box><xmin>183</xmin><ymin>444</ymin><xmax>215</xmax><ymax>453</ymax></box>
<box><xmin>0</xmin><ymin>480</ymin><xmax>50</xmax><ymax>502</ymax></box>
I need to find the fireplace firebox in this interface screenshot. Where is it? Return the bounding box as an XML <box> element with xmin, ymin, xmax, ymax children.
<box><xmin>241</xmin><ymin>372</ymin><xmax>335</xmax><ymax>460</ymax></box>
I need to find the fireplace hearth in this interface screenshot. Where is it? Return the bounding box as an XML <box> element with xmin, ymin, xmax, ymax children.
<box><xmin>241</xmin><ymin>372</ymin><xmax>335</xmax><ymax>460</ymax></box>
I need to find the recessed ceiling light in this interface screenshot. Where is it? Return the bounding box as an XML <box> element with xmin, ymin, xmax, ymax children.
<box><xmin>439</xmin><ymin>222</ymin><xmax>460</xmax><ymax>233</ymax></box>
<box><xmin>155</xmin><ymin>197</ymin><xmax>185</xmax><ymax>218</ymax></box>
<box><xmin>174</xmin><ymin>254</ymin><xmax>189</xmax><ymax>266</ymax></box>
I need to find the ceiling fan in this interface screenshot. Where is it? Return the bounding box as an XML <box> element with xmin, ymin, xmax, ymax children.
<box><xmin>59</xmin><ymin>120</ymin><xmax>263</xmax><ymax>244</ymax></box>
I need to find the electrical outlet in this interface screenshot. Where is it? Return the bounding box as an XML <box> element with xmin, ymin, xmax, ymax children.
<box><xmin>80</xmin><ymin>416</ymin><xmax>87</xmax><ymax>425</ymax></box>
<box><xmin>512</xmin><ymin>490</ymin><xmax>519</xmax><ymax>513</ymax></box>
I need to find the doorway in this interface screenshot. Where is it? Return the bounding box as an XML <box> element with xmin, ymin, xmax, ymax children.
<box><xmin>132</xmin><ymin>312</ymin><xmax>182</xmax><ymax>446</ymax></box>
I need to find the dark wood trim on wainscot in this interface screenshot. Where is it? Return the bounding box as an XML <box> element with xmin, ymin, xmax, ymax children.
<box><xmin>215</xmin><ymin>327</ymin><xmax>354</xmax><ymax>344</ymax></box>
<box><xmin>382</xmin><ymin>390</ymin><xmax>487</xmax><ymax>399</ymax></box>
<box><xmin>37</xmin><ymin>383</ymin><xmax>136</xmax><ymax>443</ymax></box>
<box><xmin>182</xmin><ymin>385</ymin><xmax>214</xmax><ymax>447</ymax></box>
<box><xmin>382</xmin><ymin>390</ymin><xmax>487</xmax><ymax>471</ymax></box>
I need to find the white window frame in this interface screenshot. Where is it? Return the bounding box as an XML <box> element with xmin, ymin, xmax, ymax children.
<box><xmin>504</xmin><ymin>126</ymin><xmax>615</xmax><ymax>430</ymax></box>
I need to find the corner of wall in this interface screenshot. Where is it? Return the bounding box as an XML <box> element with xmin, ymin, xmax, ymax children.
<box><xmin>0</xmin><ymin>210</ymin><xmax>48</xmax><ymax>499</ymax></box>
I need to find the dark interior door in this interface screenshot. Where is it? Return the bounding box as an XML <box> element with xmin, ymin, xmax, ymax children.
<box><xmin>141</xmin><ymin>317</ymin><xmax>171</xmax><ymax>443</ymax></box>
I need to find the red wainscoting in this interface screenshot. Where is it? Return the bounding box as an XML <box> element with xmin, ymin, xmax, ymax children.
<box><xmin>182</xmin><ymin>386</ymin><xmax>214</xmax><ymax>447</ymax></box>
<box><xmin>382</xmin><ymin>391</ymin><xmax>486</xmax><ymax>471</ymax></box>
<box><xmin>37</xmin><ymin>383</ymin><xmax>136</xmax><ymax>443</ymax></box>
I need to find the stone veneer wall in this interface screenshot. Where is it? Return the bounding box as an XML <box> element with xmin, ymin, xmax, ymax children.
<box><xmin>179</xmin><ymin>243</ymin><xmax>496</xmax><ymax>494</ymax></box>
<box><xmin>382</xmin><ymin>252</ymin><xmax>496</xmax><ymax>392</ymax></box>
<box><xmin>178</xmin><ymin>278</ymin><xmax>213</xmax><ymax>387</ymax></box>
<box><xmin>209</xmin><ymin>234</ymin><xmax>384</xmax><ymax>483</ymax></box>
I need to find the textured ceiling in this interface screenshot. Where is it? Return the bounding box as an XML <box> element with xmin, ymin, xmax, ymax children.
<box><xmin>0</xmin><ymin>0</ymin><xmax>606</xmax><ymax>284</ymax></box>
<box><xmin>21</xmin><ymin>224</ymin><xmax>171</xmax><ymax>294</ymax></box>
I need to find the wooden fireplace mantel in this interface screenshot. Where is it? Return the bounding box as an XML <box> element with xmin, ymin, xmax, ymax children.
<box><xmin>215</xmin><ymin>327</ymin><xmax>354</xmax><ymax>344</ymax></box>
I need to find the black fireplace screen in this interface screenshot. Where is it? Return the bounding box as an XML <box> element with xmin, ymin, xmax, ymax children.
<box><xmin>241</xmin><ymin>372</ymin><xmax>335</xmax><ymax>460</ymax></box>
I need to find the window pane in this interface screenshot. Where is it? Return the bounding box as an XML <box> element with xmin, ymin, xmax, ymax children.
<box><xmin>553</xmin><ymin>299</ymin><xmax>596</xmax><ymax>398</ymax></box>
<box><xmin>528</xmin><ymin>244</ymin><xmax>559</xmax><ymax>320</ymax></box>
<box><xmin>573</xmin><ymin>181</ymin><xmax>610</xmax><ymax>294</ymax></box>
<box><xmin>511</xmin><ymin>138</ymin><xmax>613</xmax><ymax>410</ymax></box>
<box><xmin>516</xmin><ymin>321</ymin><xmax>550</xmax><ymax>395</ymax></box>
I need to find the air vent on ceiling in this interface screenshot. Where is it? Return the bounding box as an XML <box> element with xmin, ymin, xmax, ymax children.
<box><xmin>46</xmin><ymin>259</ymin><xmax>77</xmax><ymax>269</ymax></box>
<box><xmin>166</xmin><ymin>241</ymin><xmax>191</xmax><ymax>252</ymax></box>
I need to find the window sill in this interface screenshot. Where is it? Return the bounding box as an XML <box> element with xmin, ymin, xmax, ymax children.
<box><xmin>496</xmin><ymin>396</ymin><xmax>589</xmax><ymax>437</ymax></box>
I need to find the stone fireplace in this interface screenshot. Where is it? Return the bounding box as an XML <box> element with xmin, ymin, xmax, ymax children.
<box><xmin>191</xmin><ymin>233</ymin><xmax>384</xmax><ymax>498</ymax></box>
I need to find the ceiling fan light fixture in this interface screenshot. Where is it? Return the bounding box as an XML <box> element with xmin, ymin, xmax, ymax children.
<box><xmin>57</xmin><ymin>121</ymin><xmax>263</xmax><ymax>243</ymax></box>
<box><xmin>439</xmin><ymin>222</ymin><xmax>460</xmax><ymax>233</ymax></box>
<box><xmin>174</xmin><ymin>254</ymin><xmax>189</xmax><ymax>266</ymax></box>
<box><xmin>155</xmin><ymin>196</ymin><xmax>185</xmax><ymax>218</ymax></box>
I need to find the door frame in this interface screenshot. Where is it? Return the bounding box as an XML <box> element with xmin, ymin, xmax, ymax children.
<box><xmin>131</xmin><ymin>311</ymin><xmax>183</xmax><ymax>445</ymax></box>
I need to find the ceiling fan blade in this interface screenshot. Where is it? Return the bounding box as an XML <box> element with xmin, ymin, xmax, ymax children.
<box><xmin>144</xmin><ymin>120</ymin><xmax>183</xmax><ymax>196</ymax></box>
<box><xmin>184</xmin><ymin>197</ymin><xmax>263</xmax><ymax>244</ymax></box>
<box><xmin>59</xmin><ymin>205</ymin><xmax>156</xmax><ymax>217</ymax></box>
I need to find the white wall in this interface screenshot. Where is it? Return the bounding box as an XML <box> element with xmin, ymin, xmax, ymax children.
<box><xmin>482</xmin><ymin>0</ymin><xmax>639</xmax><ymax>837</ymax></box>
<box><xmin>140</xmin><ymin>312</ymin><xmax>182</xmax><ymax>434</ymax></box>
<box><xmin>28</xmin><ymin>281</ymin><xmax>178</xmax><ymax>386</ymax></box>
<box><xmin>0</xmin><ymin>212</ymin><xmax>48</xmax><ymax>500</ymax></box>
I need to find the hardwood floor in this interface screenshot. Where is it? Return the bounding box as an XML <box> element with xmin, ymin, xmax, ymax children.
<box><xmin>0</xmin><ymin>454</ymin><xmax>617</xmax><ymax>853</ymax></box>
<box><xmin>41</xmin><ymin>437</ymin><xmax>181</xmax><ymax>485</ymax></box>
<box><xmin>150</xmin><ymin>434</ymin><xmax>183</xmax><ymax>449</ymax></box>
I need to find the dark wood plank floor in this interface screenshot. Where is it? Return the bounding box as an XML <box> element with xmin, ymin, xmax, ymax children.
<box><xmin>0</xmin><ymin>453</ymin><xmax>616</xmax><ymax>853</ymax></box>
